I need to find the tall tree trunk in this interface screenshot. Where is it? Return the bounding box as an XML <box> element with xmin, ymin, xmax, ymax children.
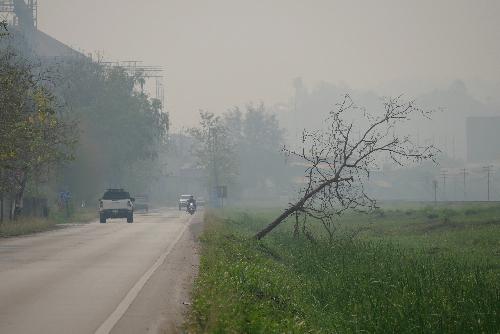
<box><xmin>9</xmin><ymin>196</ymin><xmax>13</xmax><ymax>221</ymax></box>
<box><xmin>13</xmin><ymin>175</ymin><xmax>27</xmax><ymax>220</ymax></box>
<box><xmin>0</xmin><ymin>191</ymin><xmax>3</xmax><ymax>224</ymax></box>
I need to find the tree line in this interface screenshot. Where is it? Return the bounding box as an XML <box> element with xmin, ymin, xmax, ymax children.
<box><xmin>188</xmin><ymin>103</ymin><xmax>289</xmax><ymax>206</ymax></box>
<box><xmin>0</xmin><ymin>23</ymin><xmax>168</xmax><ymax>220</ymax></box>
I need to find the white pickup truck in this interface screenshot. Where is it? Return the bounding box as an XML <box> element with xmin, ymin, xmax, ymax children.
<box><xmin>99</xmin><ymin>188</ymin><xmax>134</xmax><ymax>224</ymax></box>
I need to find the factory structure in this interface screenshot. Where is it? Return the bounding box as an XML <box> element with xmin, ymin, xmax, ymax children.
<box><xmin>0</xmin><ymin>0</ymin><xmax>83</xmax><ymax>58</ymax></box>
<box><xmin>0</xmin><ymin>0</ymin><xmax>38</xmax><ymax>29</ymax></box>
<box><xmin>0</xmin><ymin>0</ymin><xmax>165</xmax><ymax>107</ymax></box>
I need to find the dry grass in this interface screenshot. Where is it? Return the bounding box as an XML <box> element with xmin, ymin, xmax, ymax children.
<box><xmin>72</xmin><ymin>208</ymin><xmax>97</xmax><ymax>223</ymax></box>
<box><xmin>0</xmin><ymin>217</ymin><xmax>58</xmax><ymax>237</ymax></box>
<box><xmin>0</xmin><ymin>208</ymin><xmax>97</xmax><ymax>238</ymax></box>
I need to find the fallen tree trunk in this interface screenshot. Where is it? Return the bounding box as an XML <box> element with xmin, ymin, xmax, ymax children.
<box><xmin>255</xmin><ymin>176</ymin><xmax>352</xmax><ymax>240</ymax></box>
<box><xmin>254</xmin><ymin>95</ymin><xmax>437</xmax><ymax>240</ymax></box>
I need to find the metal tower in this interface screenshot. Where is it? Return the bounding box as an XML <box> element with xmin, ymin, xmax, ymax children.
<box><xmin>100</xmin><ymin>60</ymin><xmax>166</xmax><ymax>111</ymax></box>
<box><xmin>0</xmin><ymin>0</ymin><xmax>37</xmax><ymax>28</ymax></box>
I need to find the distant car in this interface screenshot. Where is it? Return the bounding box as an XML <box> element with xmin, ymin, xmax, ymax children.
<box><xmin>134</xmin><ymin>194</ymin><xmax>149</xmax><ymax>212</ymax></box>
<box><xmin>99</xmin><ymin>188</ymin><xmax>134</xmax><ymax>224</ymax></box>
<box><xmin>178</xmin><ymin>194</ymin><xmax>193</xmax><ymax>211</ymax></box>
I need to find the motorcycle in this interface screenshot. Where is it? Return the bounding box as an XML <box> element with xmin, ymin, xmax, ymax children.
<box><xmin>187</xmin><ymin>202</ymin><xmax>196</xmax><ymax>215</ymax></box>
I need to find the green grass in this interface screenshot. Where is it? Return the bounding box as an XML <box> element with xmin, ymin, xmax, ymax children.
<box><xmin>0</xmin><ymin>207</ymin><xmax>97</xmax><ymax>237</ymax></box>
<box><xmin>187</xmin><ymin>205</ymin><xmax>500</xmax><ymax>333</ymax></box>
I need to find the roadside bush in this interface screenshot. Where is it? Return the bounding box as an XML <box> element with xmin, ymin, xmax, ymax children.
<box><xmin>426</xmin><ymin>212</ymin><xmax>439</xmax><ymax>219</ymax></box>
<box><xmin>372</xmin><ymin>208</ymin><xmax>385</xmax><ymax>218</ymax></box>
<box><xmin>440</xmin><ymin>208</ymin><xmax>459</xmax><ymax>219</ymax></box>
<box><xmin>464</xmin><ymin>208</ymin><xmax>480</xmax><ymax>216</ymax></box>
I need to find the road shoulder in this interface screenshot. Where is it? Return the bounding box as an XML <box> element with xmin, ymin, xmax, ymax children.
<box><xmin>110</xmin><ymin>213</ymin><xmax>203</xmax><ymax>334</ymax></box>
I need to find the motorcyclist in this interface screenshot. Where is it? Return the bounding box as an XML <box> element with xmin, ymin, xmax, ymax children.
<box><xmin>187</xmin><ymin>195</ymin><xmax>197</xmax><ymax>211</ymax></box>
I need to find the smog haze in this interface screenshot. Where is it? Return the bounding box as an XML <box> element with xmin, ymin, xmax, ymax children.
<box><xmin>38</xmin><ymin>0</ymin><xmax>500</xmax><ymax>127</ymax></box>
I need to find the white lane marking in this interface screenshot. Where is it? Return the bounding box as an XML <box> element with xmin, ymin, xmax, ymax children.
<box><xmin>94</xmin><ymin>217</ymin><xmax>192</xmax><ymax>334</ymax></box>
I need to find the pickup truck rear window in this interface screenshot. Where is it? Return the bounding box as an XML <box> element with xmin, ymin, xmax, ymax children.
<box><xmin>103</xmin><ymin>191</ymin><xmax>130</xmax><ymax>200</ymax></box>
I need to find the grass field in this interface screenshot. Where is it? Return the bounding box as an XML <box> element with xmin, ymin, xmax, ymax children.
<box><xmin>0</xmin><ymin>207</ymin><xmax>97</xmax><ymax>237</ymax></box>
<box><xmin>187</xmin><ymin>204</ymin><xmax>500</xmax><ymax>333</ymax></box>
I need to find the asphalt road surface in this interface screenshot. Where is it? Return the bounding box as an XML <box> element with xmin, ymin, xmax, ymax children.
<box><xmin>0</xmin><ymin>208</ymin><xmax>201</xmax><ymax>334</ymax></box>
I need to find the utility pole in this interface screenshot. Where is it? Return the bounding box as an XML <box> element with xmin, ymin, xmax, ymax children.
<box><xmin>209</xmin><ymin>127</ymin><xmax>220</xmax><ymax>208</ymax></box>
<box><xmin>461</xmin><ymin>168</ymin><xmax>468</xmax><ymax>201</ymax></box>
<box><xmin>433</xmin><ymin>179</ymin><xmax>438</xmax><ymax>204</ymax></box>
<box><xmin>440</xmin><ymin>169</ymin><xmax>448</xmax><ymax>201</ymax></box>
<box><xmin>483</xmin><ymin>165</ymin><xmax>493</xmax><ymax>201</ymax></box>
<box><xmin>453</xmin><ymin>174</ymin><xmax>458</xmax><ymax>202</ymax></box>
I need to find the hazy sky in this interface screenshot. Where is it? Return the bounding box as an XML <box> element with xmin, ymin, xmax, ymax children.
<box><xmin>38</xmin><ymin>0</ymin><xmax>500</xmax><ymax>127</ymax></box>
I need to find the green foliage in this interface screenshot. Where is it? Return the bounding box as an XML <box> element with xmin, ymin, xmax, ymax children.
<box><xmin>49</xmin><ymin>206</ymin><xmax>96</xmax><ymax>225</ymax></box>
<box><xmin>188</xmin><ymin>104</ymin><xmax>287</xmax><ymax>201</ymax></box>
<box><xmin>189</xmin><ymin>111</ymin><xmax>238</xmax><ymax>190</ymax></box>
<box><xmin>0</xmin><ymin>40</ymin><xmax>75</xmax><ymax>210</ymax></box>
<box><xmin>1</xmin><ymin>23</ymin><xmax>167</xmax><ymax>215</ymax></box>
<box><xmin>187</xmin><ymin>206</ymin><xmax>500</xmax><ymax>333</ymax></box>
<box><xmin>56</xmin><ymin>58</ymin><xmax>169</xmax><ymax>199</ymax></box>
<box><xmin>464</xmin><ymin>208</ymin><xmax>480</xmax><ymax>216</ymax></box>
<box><xmin>224</xmin><ymin>104</ymin><xmax>287</xmax><ymax>198</ymax></box>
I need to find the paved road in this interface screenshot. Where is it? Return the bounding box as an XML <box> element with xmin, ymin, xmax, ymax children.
<box><xmin>0</xmin><ymin>208</ymin><xmax>200</xmax><ymax>334</ymax></box>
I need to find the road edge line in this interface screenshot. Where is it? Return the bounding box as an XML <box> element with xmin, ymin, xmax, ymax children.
<box><xmin>94</xmin><ymin>217</ymin><xmax>192</xmax><ymax>334</ymax></box>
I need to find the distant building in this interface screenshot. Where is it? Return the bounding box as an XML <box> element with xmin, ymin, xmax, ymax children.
<box><xmin>466</xmin><ymin>116</ymin><xmax>500</xmax><ymax>163</ymax></box>
<box><xmin>24</xmin><ymin>28</ymin><xmax>84</xmax><ymax>59</ymax></box>
<box><xmin>1</xmin><ymin>0</ymin><xmax>84</xmax><ymax>59</ymax></box>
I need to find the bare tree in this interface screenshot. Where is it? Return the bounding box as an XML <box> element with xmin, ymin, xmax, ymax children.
<box><xmin>255</xmin><ymin>95</ymin><xmax>437</xmax><ymax>240</ymax></box>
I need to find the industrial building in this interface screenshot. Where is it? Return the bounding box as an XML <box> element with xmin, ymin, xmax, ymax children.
<box><xmin>0</xmin><ymin>1</ymin><xmax>165</xmax><ymax>106</ymax></box>
<box><xmin>0</xmin><ymin>0</ymin><xmax>83</xmax><ymax>58</ymax></box>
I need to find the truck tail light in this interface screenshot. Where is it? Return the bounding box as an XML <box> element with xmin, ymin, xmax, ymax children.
<box><xmin>99</xmin><ymin>200</ymin><xmax>103</xmax><ymax>208</ymax></box>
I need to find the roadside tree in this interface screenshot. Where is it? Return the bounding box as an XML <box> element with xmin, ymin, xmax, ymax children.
<box><xmin>189</xmin><ymin>111</ymin><xmax>237</xmax><ymax>205</ymax></box>
<box><xmin>223</xmin><ymin>103</ymin><xmax>287</xmax><ymax>199</ymax></box>
<box><xmin>0</xmin><ymin>35</ymin><xmax>75</xmax><ymax>219</ymax></box>
<box><xmin>56</xmin><ymin>59</ymin><xmax>169</xmax><ymax>200</ymax></box>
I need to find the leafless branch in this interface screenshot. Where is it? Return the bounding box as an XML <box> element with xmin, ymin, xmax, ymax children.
<box><xmin>255</xmin><ymin>95</ymin><xmax>437</xmax><ymax>240</ymax></box>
